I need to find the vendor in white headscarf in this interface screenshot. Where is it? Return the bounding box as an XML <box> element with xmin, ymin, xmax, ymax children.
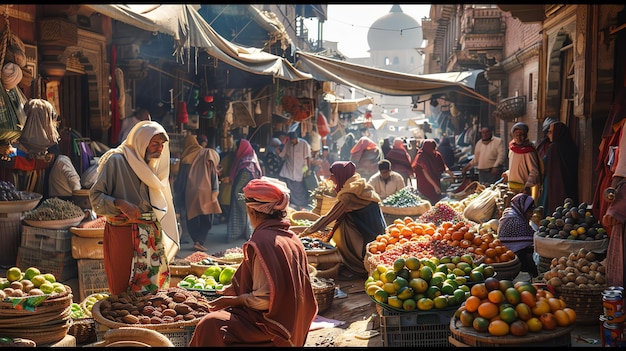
<box><xmin>89</xmin><ymin>120</ymin><xmax>179</xmax><ymax>294</ymax></box>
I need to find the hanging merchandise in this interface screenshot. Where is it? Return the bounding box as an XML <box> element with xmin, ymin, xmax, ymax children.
<box><xmin>176</xmin><ymin>101</ymin><xmax>188</xmax><ymax>124</ymax></box>
<box><xmin>317</xmin><ymin>111</ymin><xmax>329</xmax><ymax>137</ymax></box>
<box><xmin>198</xmin><ymin>95</ymin><xmax>214</xmax><ymax>119</ymax></box>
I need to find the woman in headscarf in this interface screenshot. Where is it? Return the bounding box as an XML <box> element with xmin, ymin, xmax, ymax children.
<box><xmin>174</xmin><ymin>133</ymin><xmax>221</xmax><ymax>251</ymax></box>
<box><xmin>437</xmin><ymin>136</ymin><xmax>456</xmax><ymax>170</ymax></box>
<box><xmin>90</xmin><ymin>120</ymin><xmax>179</xmax><ymax>294</ymax></box>
<box><xmin>349</xmin><ymin>136</ymin><xmax>384</xmax><ymax>181</ymax></box>
<box><xmin>538</xmin><ymin>122</ymin><xmax>578</xmax><ymax>216</ymax></box>
<box><xmin>227</xmin><ymin>139</ymin><xmax>262</xmax><ymax>242</ymax></box>
<box><xmin>300</xmin><ymin>161</ymin><xmax>386</xmax><ymax>279</ymax></box>
<box><xmin>502</xmin><ymin>122</ymin><xmax>543</xmax><ymax>201</ymax></box>
<box><xmin>497</xmin><ymin>193</ymin><xmax>538</xmax><ymax>278</ymax></box>
<box><xmin>412</xmin><ymin>139</ymin><xmax>454</xmax><ymax>205</ymax></box>
<box><xmin>385</xmin><ymin>137</ymin><xmax>413</xmax><ymax>185</ymax></box>
<box><xmin>189</xmin><ymin>177</ymin><xmax>317</xmax><ymax>347</ymax></box>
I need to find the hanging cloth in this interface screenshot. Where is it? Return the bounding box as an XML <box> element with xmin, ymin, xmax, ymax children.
<box><xmin>109</xmin><ymin>45</ymin><xmax>121</xmax><ymax>145</ymax></box>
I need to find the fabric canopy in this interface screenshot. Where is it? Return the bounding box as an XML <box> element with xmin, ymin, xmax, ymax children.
<box><xmin>84</xmin><ymin>4</ymin><xmax>312</xmax><ymax>82</ymax></box>
<box><xmin>295</xmin><ymin>51</ymin><xmax>495</xmax><ymax>105</ymax></box>
<box><xmin>324</xmin><ymin>95</ymin><xmax>374</xmax><ymax>113</ymax></box>
<box><xmin>417</xmin><ymin>70</ymin><xmax>483</xmax><ymax>90</ymax></box>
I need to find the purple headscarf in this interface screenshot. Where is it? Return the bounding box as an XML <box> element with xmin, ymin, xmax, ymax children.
<box><xmin>329</xmin><ymin>161</ymin><xmax>356</xmax><ymax>193</ymax></box>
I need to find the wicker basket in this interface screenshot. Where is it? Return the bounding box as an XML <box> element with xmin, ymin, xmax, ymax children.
<box><xmin>554</xmin><ymin>285</ymin><xmax>605</xmax><ymax>325</ymax></box>
<box><xmin>289</xmin><ymin>211</ymin><xmax>320</xmax><ymax>226</ymax></box>
<box><xmin>68</xmin><ymin>318</ymin><xmax>96</xmax><ymax>345</ymax></box>
<box><xmin>313</xmin><ymin>283</ymin><xmax>335</xmax><ymax>314</ymax></box>
<box><xmin>88</xmin><ymin>327</ymin><xmax>175</xmax><ymax>347</ymax></box>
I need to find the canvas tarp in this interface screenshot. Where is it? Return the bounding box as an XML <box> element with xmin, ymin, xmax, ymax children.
<box><xmin>84</xmin><ymin>4</ymin><xmax>312</xmax><ymax>82</ymax></box>
<box><xmin>295</xmin><ymin>51</ymin><xmax>495</xmax><ymax>104</ymax></box>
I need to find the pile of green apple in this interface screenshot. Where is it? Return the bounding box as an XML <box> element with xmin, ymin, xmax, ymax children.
<box><xmin>178</xmin><ymin>265</ymin><xmax>236</xmax><ymax>290</ymax></box>
<box><xmin>0</xmin><ymin>266</ymin><xmax>66</xmax><ymax>299</ymax></box>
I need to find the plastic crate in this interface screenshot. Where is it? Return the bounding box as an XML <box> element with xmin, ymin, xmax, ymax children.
<box><xmin>77</xmin><ymin>259</ymin><xmax>109</xmax><ymax>301</ymax></box>
<box><xmin>16</xmin><ymin>246</ymin><xmax>77</xmax><ymax>281</ymax></box>
<box><xmin>20</xmin><ymin>225</ymin><xmax>72</xmax><ymax>252</ymax></box>
<box><xmin>377</xmin><ymin>305</ymin><xmax>455</xmax><ymax>347</ymax></box>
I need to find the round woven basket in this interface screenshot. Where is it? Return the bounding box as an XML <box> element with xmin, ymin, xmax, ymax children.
<box><xmin>313</xmin><ymin>284</ymin><xmax>335</xmax><ymax>314</ymax></box>
<box><xmin>289</xmin><ymin>211</ymin><xmax>320</xmax><ymax>226</ymax></box>
<box><xmin>92</xmin><ymin>327</ymin><xmax>175</xmax><ymax>347</ymax></box>
<box><xmin>554</xmin><ymin>285</ymin><xmax>605</xmax><ymax>325</ymax></box>
<box><xmin>68</xmin><ymin>318</ymin><xmax>96</xmax><ymax>345</ymax></box>
<box><xmin>91</xmin><ymin>298</ymin><xmax>200</xmax><ymax>331</ymax></box>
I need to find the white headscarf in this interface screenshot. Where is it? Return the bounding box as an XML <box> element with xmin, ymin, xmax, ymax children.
<box><xmin>98</xmin><ymin>120</ymin><xmax>179</xmax><ymax>260</ymax></box>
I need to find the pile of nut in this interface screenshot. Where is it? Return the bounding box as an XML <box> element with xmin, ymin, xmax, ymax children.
<box><xmin>97</xmin><ymin>287</ymin><xmax>210</xmax><ymax>325</ymax></box>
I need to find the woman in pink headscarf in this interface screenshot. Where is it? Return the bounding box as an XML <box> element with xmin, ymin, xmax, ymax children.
<box><xmin>385</xmin><ymin>137</ymin><xmax>413</xmax><ymax>185</ymax></box>
<box><xmin>349</xmin><ymin>136</ymin><xmax>384</xmax><ymax>181</ymax></box>
<box><xmin>189</xmin><ymin>177</ymin><xmax>317</xmax><ymax>347</ymax></box>
<box><xmin>301</xmin><ymin>161</ymin><xmax>386</xmax><ymax>279</ymax></box>
<box><xmin>412</xmin><ymin>139</ymin><xmax>454</xmax><ymax>205</ymax></box>
<box><xmin>227</xmin><ymin>139</ymin><xmax>262</xmax><ymax>242</ymax></box>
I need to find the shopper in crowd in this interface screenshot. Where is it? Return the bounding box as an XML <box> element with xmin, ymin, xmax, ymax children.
<box><xmin>196</xmin><ymin>134</ymin><xmax>208</xmax><ymax>148</ymax></box>
<box><xmin>174</xmin><ymin>132</ymin><xmax>221</xmax><ymax>252</ymax></box>
<box><xmin>89</xmin><ymin>120</ymin><xmax>178</xmax><ymax>294</ymax></box>
<box><xmin>189</xmin><ymin>177</ymin><xmax>317</xmax><ymax>347</ymax></box>
<box><xmin>263</xmin><ymin>137</ymin><xmax>284</xmax><ymax>178</ymax></box>
<box><xmin>227</xmin><ymin>139</ymin><xmax>263</xmax><ymax>242</ymax></box>
<box><xmin>462</xmin><ymin>126</ymin><xmax>506</xmax><ymax>185</ymax></box>
<box><xmin>339</xmin><ymin>132</ymin><xmax>356</xmax><ymax>161</ymax></box>
<box><xmin>368</xmin><ymin>159</ymin><xmax>405</xmax><ymax>200</ymax></box>
<box><xmin>536</xmin><ymin>117</ymin><xmax>558</xmax><ymax>159</ymax></box>
<box><xmin>380</xmin><ymin>137</ymin><xmax>392</xmax><ymax>157</ymax></box>
<box><xmin>44</xmin><ymin>143</ymin><xmax>81</xmax><ymax>200</ymax></box>
<box><xmin>310</xmin><ymin>145</ymin><xmax>333</xmax><ymax>181</ymax></box>
<box><xmin>277</xmin><ymin>131</ymin><xmax>312</xmax><ymax>210</ymax></box>
<box><xmin>385</xmin><ymin>137</ymin><xmax>413</xmax><ymax>186</ymax></box>
<box><xmin>498</xmin><ymin>193</ymin><xmax>539</xmax><ymax>278</ymax></box>
<box><xmin>349</xmin><ymin>136</ymin><xmax>384</xmax><ymax>181</ymax></box>
<box><xmin>412</xmin><ymin>139</ymin><xmax>455</xmax><ymax>205</ymax></box>
<box><xmin>437</xmin><ymin>136</ymin><xmax>456</xmax><ymax>170</ymax></box>
<box><xmin>537</xmin><ymin>121</ymin><xmax>578</xmax><ymax>216</ymax></box>
<box><xmin>301</xmin><ymin>161</ymin><xmax>386</xmax><ymax>280</ymax></box>
<box><xmin>502</xmin><ymin>122</ymin><xmax>543</xmax><ymax>201</ymax></box>
<box><xmin>118</xmin><ymin>108</ymin><xmax>151</xmax><ymax>144</ymax></box>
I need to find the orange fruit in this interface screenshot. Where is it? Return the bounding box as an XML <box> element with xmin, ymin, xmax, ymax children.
<box><xmin>563</xmin><ymin>307</ymin><xmax>576</xmax><ymax>323</ymax></box>
<box><xmin>470</xmin><ymin>283</ymin><xmax>488</xmax><ymax>299</ymax></box>
<box><xmin>488</xmin><ymin>290</ymin><xmax>506</xmax><ymax>304</ymax></box>
<box><xmin>509</xmin><ymin>320</ymin><xmax>529</xmax><ymax>336</ymax></box>
<box><xmin>477</xmin><ymin>301</ymin><xmax>499</xmax><ymax>320</ymax></box>
<box><xmin>532</xmin><ymin>300</ymin><xmax>551</xmax><ymax>317</ymax></box>
<box><xmin>553</xmin><ymin>309</ymin><xmax>571</xmax><ymax>327</ymax></box>
<box><xmin>464</xmin><ymin>295</ymin><xmax>481</xmax><ymax>313</ymax></box>
<box><xmin>539</xmin><ymin>312</ymin><xmax>558</xmax><ymax>330</ymax></box>
<box><xmin>472</xmin><ymin>316</ymin><xmax>490</xmax><ymax>332</ymax></box>
<box><xmin>488</xmin><ymin>319</ymin><xmax>510</xmax><ymax>336</ymax></box>
<box><xmin>526</xmin><ymin>317</ymin><xmax>543</xmax><ymax>332</ymax></box>
<box><xmin>547</xmin><ymin>297</ymin><xmax>563</xmax><ymax>313</ymax></box>
<box><xmin>520</xmin><ymin>290</ymin><xmax>536</xmax><ymax>308</ymax></box>
<box><xmin>459</xmin><ymin>309</ymin><xmax>475</xmax><ymax>327</ymax></box>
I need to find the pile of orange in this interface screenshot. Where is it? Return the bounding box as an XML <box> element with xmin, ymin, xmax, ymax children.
<box><xmin>456</xmin><ymin>277</ymin><xmax>576</xmax><ymax>337</ymax></box>
<box><xmin>368</xmin><ymin>217</ymin><xmax>436</xmax><ymax>254</ymax></box>
<box><xmin>431</xmin><ymin>222</ymin><xmax>516</xmax><ymax>264</ymax></box>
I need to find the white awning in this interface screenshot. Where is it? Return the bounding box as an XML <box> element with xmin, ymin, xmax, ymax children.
<box><xmin>295</xmin><ymin>51</ymin><xmax>495</xmax><ymax>104</ymax></box>
<box><xmin>84</xmin><ymin>4</ymin><xmax>312</xmax><ymax>82</ymax></box>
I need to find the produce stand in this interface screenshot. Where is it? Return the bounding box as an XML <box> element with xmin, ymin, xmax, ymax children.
<box><xmin>449</xmin><ymin>316</ymin><xmax>574</xmax><ymax>346</ymax></box>
<box><xmin>0</xmin><ymin>191</ymin><xmax>41</xmax><ymax>266</ymax></box>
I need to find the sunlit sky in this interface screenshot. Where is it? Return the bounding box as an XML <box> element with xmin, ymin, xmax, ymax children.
<box><xmin>304</xmin><ymin>4</ymin><xmax>431</xmax><ymax>58</ymax></box>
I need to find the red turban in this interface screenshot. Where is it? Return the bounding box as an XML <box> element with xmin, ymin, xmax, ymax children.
<box><xmin>243</xmin><ymin>177</ymin><xmax>290</xmax><ymax>215</ymax></box>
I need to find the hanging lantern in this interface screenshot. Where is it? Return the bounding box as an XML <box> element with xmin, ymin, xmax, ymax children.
<box><xmin>176</xmin><ymin>101</ymin><xmax>188</xmax><ymax>124</ymax></box>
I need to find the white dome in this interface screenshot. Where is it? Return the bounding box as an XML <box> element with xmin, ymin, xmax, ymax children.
<box><xmin>367</xmin><ymin>4</ymin><xmax>423</xmax><ymax>51</ymax></box>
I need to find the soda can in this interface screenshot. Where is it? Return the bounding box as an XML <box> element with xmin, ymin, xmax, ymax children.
<box><xmin>603</xmin><ymin>289</ymin><xmax>625</xmax><ymax>324</ymax></box>
<box><xmin>601</xmin><ymin>320</ymin><xmax>624</xmax><ymax>347</ymax></box>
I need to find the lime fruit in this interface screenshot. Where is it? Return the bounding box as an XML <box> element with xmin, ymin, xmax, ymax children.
<box><xmin>6</xmin><ymin>267</ymin><xmax>21</xmax><ymax>282</ymax></box>
<box><xmin>23</xmin><ymin>267</ymin><xmax>40</xmax><ymax>281</ymax></box>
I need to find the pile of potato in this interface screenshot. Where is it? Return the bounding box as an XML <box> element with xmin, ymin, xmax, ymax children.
<box><xmin>541</xmin><ymin>248</ymin><xmax>606</xmax><ymax>288</ymax></box>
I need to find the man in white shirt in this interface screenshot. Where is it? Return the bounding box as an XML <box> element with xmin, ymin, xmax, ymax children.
<box><xmin>462</xmin><ymin>126</ymin><xmax>506</xmax><ymax>185</ymax></box>
<box><xmin>45</xmin><ymin>144</ymin><xmax>81</xmax><ymax>200</ymax></box>
<box><xmin>368</xmin><ymin>159</ymin><xmax>405</xmax><ymax>200</ymax></box>
<box><xmin>278</xmin><ymin>131</ymin><xmax>312</xmax><ymax>210</ymax></box>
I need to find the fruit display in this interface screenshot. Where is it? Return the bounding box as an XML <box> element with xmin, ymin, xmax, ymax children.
<box><xmin>95</xmin><ymin>288</ymin><xmax>210</xmax><ymax>325</ymax></box>
<box><xmin>81</xmin><ymin>292</ymin><xmax>110</xmax><ymax>317</ymax></box>
<box><xmin>540</xmin><ymin>248</ymin><xmax>606</xmax><ymax>288</ymax></box>
<box><xmin>453</xmin><ymin>277</ymin><xmax>576</xmax><ymax>336</ymax></box>
<box><xmin>0</xmin><ymin>266</ymin><xmax>66</xmax><ymax>298</ymax></box>
<box><xmin>0</xmin><ymin>180</ymin><xmax>28</xmax><ymax>201</ymax></box>
<box><xmin>71</xmin><ymin>302</ymin><xmax>87</xmax><ymax>319</ymax></box>
<box><xmin>534</xmin><ymin>199</ymin><xmax>607</xmax><ymax>241</ymax></box>
<box><xmin>381</xmin><ymin>186</ymin><xmax>425</xmax><ymax>208</ymax></box>
<box><xmin>365</xmin><ymin>255</ymin><xmax>496</xmax><ymax>312</ymax></box>
<box><xmin>23</xmin><ymin>197</ymin><xmax>85</xmax><ymax>221</ymax></box>
<box><xmin>417</xmin><ymin>202</ymin><xmax>465</xmax><ymax>226</ymax></box>
<box><xmin>178</xmin><ymin>265</ymin><xmax>236</xmax><ymax>291</ymax></box>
